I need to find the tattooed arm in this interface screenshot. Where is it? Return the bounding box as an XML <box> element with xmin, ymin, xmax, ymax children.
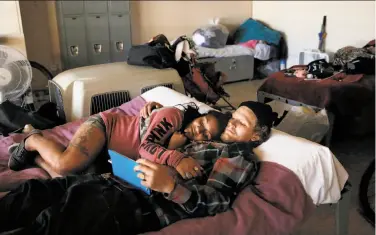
<box><xmin>58</xmin><ymin>115</ymin><xmax>106</xmax><ymax>174</ymax></box>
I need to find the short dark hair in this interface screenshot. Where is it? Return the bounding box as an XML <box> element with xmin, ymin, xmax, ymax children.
<box><xmin>177</xmin><ymin>103</ymin><xmax>231</xmax><ymax>141</ymax></box>
<box><xmin>252</xmin><ymin>120</ymin><xmax>272</xmax><ymax>146</ymax></box>
<box><xmin>206</xmin><ymin>110</ymin><xmax>231</xmax><ymax>140</ymax></box>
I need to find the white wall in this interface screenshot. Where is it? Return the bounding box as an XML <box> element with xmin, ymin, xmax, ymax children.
<box><xmin>19</xmin><ymin>1</ymin><xmax>61</xmax><ymax>89</ymax></box>
<box><xmin>0</xmin><ymin>1</ymin><xmax>26</xmax><ymax>55</ymax></box>
<box><xmin>131</xmin><ymin>1</ymin><xmax>252</xmax><ymax>44</ymax></box>
<box><xmin>253</xmin><ymin>1</ymin><xmax>375</xmax><ymax>67</ymax></box>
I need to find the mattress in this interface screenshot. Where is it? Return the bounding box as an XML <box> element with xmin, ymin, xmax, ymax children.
<box><xmin>0</xmin><ymin>87</ymin><xmax>349</xmax><ymax>235</ymax></box>
<box><xmin>196</xmin><ymin>43</ymin><xmax>272</xmax><ymax>61</ymax></box>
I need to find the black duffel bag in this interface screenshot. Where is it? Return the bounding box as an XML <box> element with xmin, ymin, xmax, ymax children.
<box><xmin>0</xmin><ymin>100</ymin><xmax>62</xmax><ymax>137</ymax></box>
<box><xmin>127</xmin><ymin>34</ymin><xmax>176</xmax><ymax>69</ymax></box>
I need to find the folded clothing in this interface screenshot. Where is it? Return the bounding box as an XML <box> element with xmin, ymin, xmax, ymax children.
<box><xmin>239</xmin><ymin>40</ymin><xmax>259</xmax><ymax>49</ymax></box>
<box><xmin>333</xmin><ymin>46</ymin><xmax>374</xmax><ymax>67</ymax></box>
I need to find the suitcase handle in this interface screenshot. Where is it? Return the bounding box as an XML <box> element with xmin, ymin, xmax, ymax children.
<box><xmin>229</xmin><ymin>59</ymin><xmax>237</xmax><ymax>70</ymax></box>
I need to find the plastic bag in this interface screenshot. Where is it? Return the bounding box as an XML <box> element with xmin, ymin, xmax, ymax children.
<box><xmin>192</xmin><ymin>18</ymin><xmax>229</xmax><ymax>49</ymax></box>
<box><xmin>275</xmin><ymin>106</ymin><xmax>329</xmax><ymax>143</ymax></box>
<box><xmin>257</xmin><ymin>59</ymin><xmax>280</xmax><ymax>78</ymax></box>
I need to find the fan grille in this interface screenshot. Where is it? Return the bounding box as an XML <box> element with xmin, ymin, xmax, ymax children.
<box><xmin>0</xmin><ymin>45</ymin><xmax>32</xmax><ymax>100</ymax></box>
<box><xmin>140</xmin><ymin>83</ymin><xmax>174</xmax><ymax>94</ymax></box>
<box><xmin>90</xmin><ymin>91</ymin><xmax>131</xmax><ymax>115</ymax></box>
<box><xmin>48</xmin><ymin>80</ymin><xmax>66</xmax><ymax>121</ymax></box>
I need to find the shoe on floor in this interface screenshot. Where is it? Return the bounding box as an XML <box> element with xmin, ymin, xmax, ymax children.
<box><xmin>8</xmin><ymin>130</ymin><xmax>41</xmax><ymax>171</ymax></box>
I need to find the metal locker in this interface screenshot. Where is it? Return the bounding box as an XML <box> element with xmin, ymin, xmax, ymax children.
<box><xmin>84</xmin><ymin>1</ymin><xmax>108</xmax><ymax>14</ymax></box>
<box><xmin>86</xmin><ymin>15</ymin><xmax>111</xmax><ymax>65</ymax></box>
<box><xmin>56</xmin><ymin>1</ymin><xmax>132</xmax><ymax>70</ymax></box>
<box><xmin>61</xmin><ymin>1</ymin><xmax>84</xmax><ymax>15</ymax></box>
<box><xmin>109</xmin><ymin>1</ymin><xmax>130</xmax><ymax>13</ymax></box>
<box><xmin>109</xmin><ymin>14</ymin><xmax>131</xmax><ymax>62</ymax></box>
<box><xmin>63</xmin><ymin>16</ymin><xmax>88</xmax><ymax>69</ymax></box>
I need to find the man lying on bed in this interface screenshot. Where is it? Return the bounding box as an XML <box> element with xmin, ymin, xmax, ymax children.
<box><xmin>0</xmin><ymin>101</ymin><xmax>278</xmax><ymax>235</ymax></box>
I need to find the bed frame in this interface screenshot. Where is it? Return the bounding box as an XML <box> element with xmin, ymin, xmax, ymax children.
<box><xmin>336</xmin><ymin>182</ymin><xmax>352</xmax><ymax>235</ymax></box>
<box><xmin>257</xmin><ymin>90</ymin><xmax>351</xmax><ymax>235</ymax></box>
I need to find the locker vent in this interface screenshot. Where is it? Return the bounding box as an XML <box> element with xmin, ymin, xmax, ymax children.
<box><xmin>140</xmin><ymin>83</ymin><xmax>174</xmax><ymax>94</ymax></box>
<box><xmin>48</xmin><ymin>80</ymin><xmax>66</xmax><ymax>122</ymax></box>
<box><xmin>90</xmin><ymin>90</ymin><xmax>131</xmax><ymax>115</ymax></box>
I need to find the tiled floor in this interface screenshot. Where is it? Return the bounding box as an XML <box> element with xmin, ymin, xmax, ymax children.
<box><xmin>219</xmin><ymin>79</ymin><xmax>375</xmax><ymax>235</ymax></box>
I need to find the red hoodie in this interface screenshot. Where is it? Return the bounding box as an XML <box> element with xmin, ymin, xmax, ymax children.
<box><xmin>99</xmin><ymin>107</ymin><xmax>186</xmax><ymax>168</ymax></box>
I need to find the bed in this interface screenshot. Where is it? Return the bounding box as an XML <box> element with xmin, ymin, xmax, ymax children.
<box><xmin>0</xmin><ymin>87</ymin><xmax>349</xmax><ymax>235</ymax></box>
<box><xmin>257</xmin><ymin>69</ymin><xmax>375</xmax><ymax>146</ymax></box>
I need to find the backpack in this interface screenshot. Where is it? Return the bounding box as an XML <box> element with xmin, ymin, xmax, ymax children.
<box><xmin>307</xmin><ymin>59</ymin><xmax>334</xmax><ymax>78</ymax></box>
<box><xmin>180</xmin><ymin>62</ymin><xmax>229</xmax><ymax>105</ymax></box>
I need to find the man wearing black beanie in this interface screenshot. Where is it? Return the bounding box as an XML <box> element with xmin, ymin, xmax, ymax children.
<box><xmin>221</xmin><ymin>101</ymin><xmax>278</xmax><ymax>146</ymax></box>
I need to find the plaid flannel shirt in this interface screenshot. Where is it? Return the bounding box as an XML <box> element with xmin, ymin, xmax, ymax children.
<box><xmin>149</xmin><ymin>141</ymin><xmax>259</xmax><ymax>227</ymax></box>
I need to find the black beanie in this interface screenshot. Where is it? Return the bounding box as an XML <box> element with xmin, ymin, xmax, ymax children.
<box><xmin>239</xmin><ymin>101</ymin><xmax>278</xmax><ymax>129</ymax></box>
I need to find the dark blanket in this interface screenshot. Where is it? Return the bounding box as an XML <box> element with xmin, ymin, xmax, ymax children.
<box><xmin>0</xmin><ymin>174</ymin><xmax>160</xmax><ymax>235</ymax></box>
<box><xmin>258</xmin><ymin>70</ymin><xmax>374</xmax><ymax>116</ymax></box>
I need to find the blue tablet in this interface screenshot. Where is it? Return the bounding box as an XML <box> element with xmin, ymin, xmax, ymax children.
<box><xmin>108</xmin><ymin>150</ymin><xmax>151</xmax><ymax>195</ymax></box>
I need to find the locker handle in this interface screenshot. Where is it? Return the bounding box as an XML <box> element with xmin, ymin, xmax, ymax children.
<box><xmin>93</xmin><ymin>44</ymin><xmax>102</xmax><ymax>54</ymax></box>
<box><xmin>230</xmin><ymin>59</ymin><xmax>237</xmax><ymax>70</ymax></box>
<box><xmin>72</xmin><ymin>17</ymin><xmax>76</xmax><ymax>20</ymax></box>
<box><xmin>118</xmin><ymin>14</ymin><xmax>123</xmax><ymax>17</ymax></box>
<box><xmin>96</xmin><ymin>16</ymin><xmax>100</xmax><ymax>19</ymax></box>
<box><xmin>70</xmin><ymin>46</ymin><xmax>79</xmax><ymax>56</ymax></box>
<box><xmin>116</xmin><ymin>41</ymin><xmax>124</xmax><ymax>51</ymax></box>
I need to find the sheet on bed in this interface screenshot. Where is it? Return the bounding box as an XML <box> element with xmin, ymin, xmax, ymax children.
<box><xmin>0</xmin><ymin>96</ymin><xmax>145</xmax><ymax>192</ymax></box>
<box><xmin>196</xmin><ymin>44</ymin><xmax>272</xmax><ymax>61</ymax></box>
<box><xmin>196</xmin><ymin>45</ymin><xmax>254</xmax><ymax>58</ymax></box>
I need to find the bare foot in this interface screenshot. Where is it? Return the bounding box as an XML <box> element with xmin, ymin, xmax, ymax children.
<box><xmin>24</xmin><ymin>128</ymin><xmax>43</xmax><ymax>152</ymax></box>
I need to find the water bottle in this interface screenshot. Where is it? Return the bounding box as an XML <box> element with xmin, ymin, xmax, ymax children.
<box><xmin>280</xmin><ymin>59</ymin><xmax>286</xmax><ymax>70</ymax></box>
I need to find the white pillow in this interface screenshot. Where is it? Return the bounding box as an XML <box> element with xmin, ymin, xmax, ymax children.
<box><xmin>141</xmin><ymin>86</ymin><xmax>214</xmax><ymax>114</ymax></box>
<box><xmin>141</xmin><ymin>87</ymin><xmax>349</xmax><ymax>205</ymax></box>
<box><xmin>254</xmin><ymin>129</ymin><xmax>348</xmax><ymax>205</ymax></box>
